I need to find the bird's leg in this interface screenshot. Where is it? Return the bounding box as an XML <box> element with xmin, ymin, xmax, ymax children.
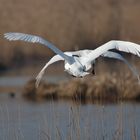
<box><xmin>92</xmin><ymin>64</ymin><xmax>95</xmax><ymax>75</ymax></box>
<box><xmin>92</xmin><ymin>69</ymin><xmax>95</xmax><ymax>75</ymax></box>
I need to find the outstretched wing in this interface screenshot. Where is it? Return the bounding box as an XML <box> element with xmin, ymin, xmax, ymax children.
<box><xmin>86</xmin><ymin>40</ymin><xmax>140</xmax><ymax>63</ymax></box>
<box><xmin>102</xmin><ymin>51</ymin><xmax>140</xmax><ymax>82</ymax></box>
<box><xmin>68</xmin><ymin>49</ymin><xmax>91</xmax><ymax>57</ymax></box>
<box><xmin>4</xmin><ymin>32</ymin><xmax>74</xmax><ymax>64</ymax></box>
<box><xmin>36</xmin><ymin>55</ymin><xmax>64</xmax><ymax>87</ymax></box>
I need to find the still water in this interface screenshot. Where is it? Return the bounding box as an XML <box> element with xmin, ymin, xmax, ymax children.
<box><xmin>0</xmin><ymin>74</ymin><xmax>140</xmax><ymax>140</ymax></box>
<box><xmin>0</xmin><ymin>92</ymin><xmax>140</xmax><ymax>140</ymax></box>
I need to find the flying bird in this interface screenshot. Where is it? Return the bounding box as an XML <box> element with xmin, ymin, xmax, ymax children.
<box><xmin>4</xmin><ymin>32</ymin><xmax>140</xmax><ymax>87</ymax></box>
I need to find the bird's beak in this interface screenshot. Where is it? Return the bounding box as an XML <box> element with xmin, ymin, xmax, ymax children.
<box><xmin>83</xmin><ymin>72</ymin><xmax>90</xmax><ymax>76</ymax></box>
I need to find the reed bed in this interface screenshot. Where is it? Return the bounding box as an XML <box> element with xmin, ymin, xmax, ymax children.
<box><xmin>1</xmin><ymin>0</ymin><xmax>140</xmax><ymax>67</ymax></box>
<box><xmin>23</xmin><ymin>69</ymin><xmax>140</xmax><ymax>102</ymax></box>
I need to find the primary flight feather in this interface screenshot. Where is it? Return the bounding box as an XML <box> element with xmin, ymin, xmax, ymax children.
<box><xmin>4</xmin><ymin>32</ymin><xmax>140</xmax><ymax>87</ymax></box>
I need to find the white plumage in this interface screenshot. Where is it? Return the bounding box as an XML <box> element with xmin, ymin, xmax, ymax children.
<box><xmin>4</xmin><ymin>32</ymin><xmax>140</xmax><ymax>87</ymax></box>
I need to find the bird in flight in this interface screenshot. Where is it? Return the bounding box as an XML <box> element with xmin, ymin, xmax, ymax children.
<box><xmin>4</xmin><ymin>32</ymin><xmax>140</xmax><ymax>87</ymax></box>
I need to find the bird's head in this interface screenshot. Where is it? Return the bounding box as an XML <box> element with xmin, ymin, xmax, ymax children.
<box><xmin>64</xmin><ymin>61</ymin><xmax>90</xmax><ymax>78</ymax></box>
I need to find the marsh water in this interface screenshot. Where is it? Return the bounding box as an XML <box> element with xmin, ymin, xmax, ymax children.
<box><xmin>0</xmin><ymin>75</ymin><xmax>140</xmax><ymax>140</ymax></box>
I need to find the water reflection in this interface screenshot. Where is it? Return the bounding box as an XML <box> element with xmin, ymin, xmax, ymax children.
<box><xmin>0</xmin><ymin>74</ymin><xmax>139</xmax><ymax>140</ymax></box>
<box><xmin>0</xmin><ymin>93</ymin><xmax>140</xmax><ymax>140</ymax></box>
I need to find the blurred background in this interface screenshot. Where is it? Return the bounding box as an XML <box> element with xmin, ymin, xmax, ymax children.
<box><xmin>0</xmin><ymin>0</ymin><xmax>140</xmax><ymax>69</ymax></box>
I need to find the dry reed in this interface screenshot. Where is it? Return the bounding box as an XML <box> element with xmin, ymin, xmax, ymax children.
<box><xmin>23</xmin><ymin>69</ymin><xmax>140</xmax><ymax>102</ymax></box>
<box><xmin>1</xmin><ymin>0</ymin><xmax>140</xmax><ymax>67</ymax></box>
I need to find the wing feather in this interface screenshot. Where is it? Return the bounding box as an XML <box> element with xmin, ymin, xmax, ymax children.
<box><xmin>86</xmin><ymin>40</ymin><xmax>140</xmax><ymax>62</ymax></box>
<box><xmin>102</xmin><ymin>51</ymin><xmax>140</xmax><ymax>82</ymax></box>
<box><xmin>35</xmin><ymin>55</ymin><xmax>64</xmax><ymax>87</ymax></box>
<box><xmin>4</xmin><ymin>32</ymin><xmax>73</xmax><ymax>64</ymax></box>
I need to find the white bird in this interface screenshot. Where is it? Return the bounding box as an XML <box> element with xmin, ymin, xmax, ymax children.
<box><xmin>4</xmin><ymin>32</ymin><xmax>140</xmax><ymax>87</ymax></box>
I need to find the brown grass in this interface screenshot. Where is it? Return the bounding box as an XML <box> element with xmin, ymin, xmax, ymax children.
<box><xmin>23</xmin><ymin>67</ymin><xmax>140</xmax><ymax>102</ymax></box>
<box><xmin>0</xmin><ymin>0</ymin><xmax>140</xmax><ymax>67</ymax></box>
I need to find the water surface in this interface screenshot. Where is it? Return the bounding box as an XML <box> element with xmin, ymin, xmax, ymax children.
<box><xmin>0</xmin><ymin>93</ymin><xmax>139</xmax><ymax>140</ymax></box>
<box><xmin>0</xmin><ymin>73</ymin><xmax>140</xmax><ymax>140</ymax></box>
